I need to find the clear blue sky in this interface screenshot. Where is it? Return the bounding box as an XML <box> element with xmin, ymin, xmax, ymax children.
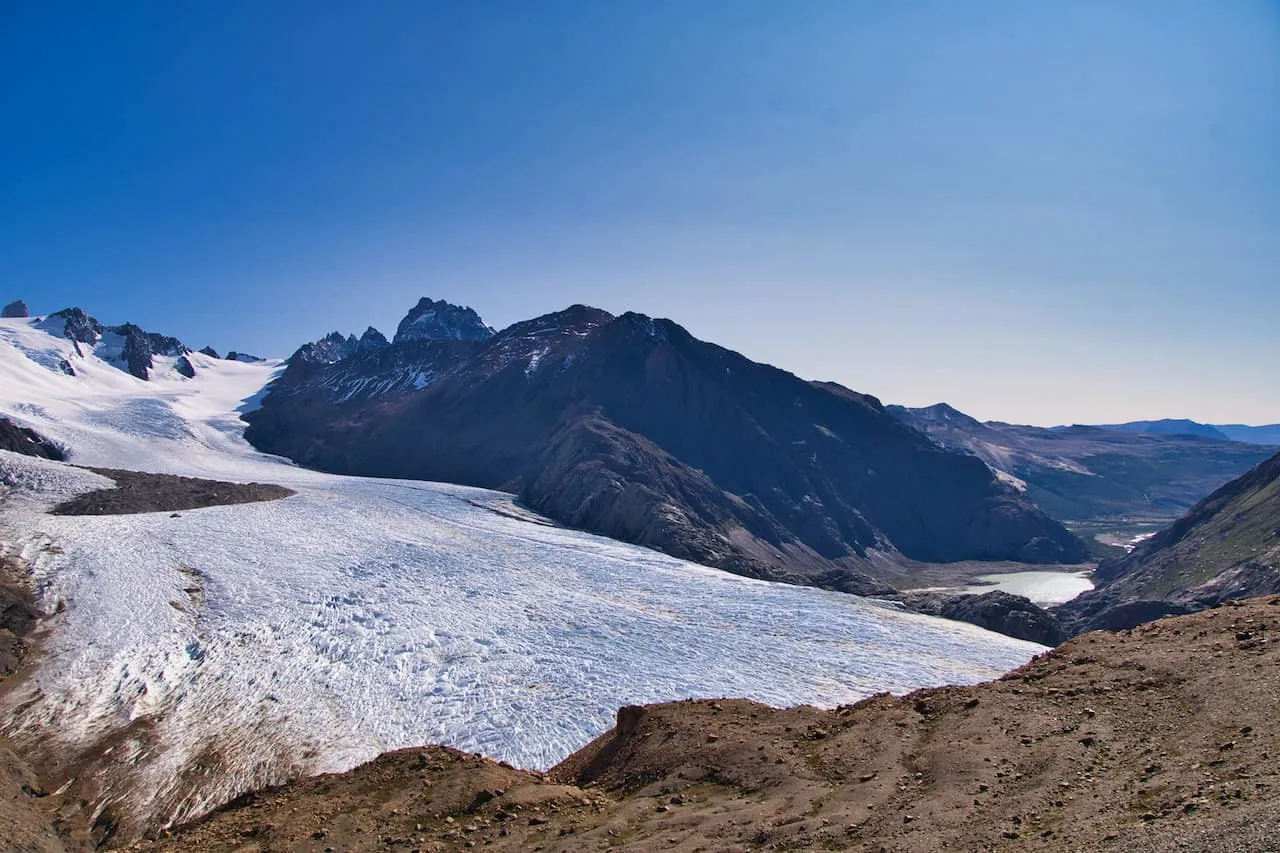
<box><xmin>2</xmin><ymin>1</ymin><xmax>1277</xmax><ymax>425</ymax></box>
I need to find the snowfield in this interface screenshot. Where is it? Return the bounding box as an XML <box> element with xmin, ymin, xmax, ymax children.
<box><xmin>0</xmin><ymin>316</ymin><xmax>1045</xmax><ymax>830</ymax></box>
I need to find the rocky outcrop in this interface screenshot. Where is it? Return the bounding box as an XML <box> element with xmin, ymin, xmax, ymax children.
<box><xmin>49</xmin><ymin>467</ymin><xmax>294</xmax><ymax>515</ymax></box>
<box><xmin>0</xmin><ymin>419</ymin><xmax>65</xmax><ymax>461</ymax></box>
<box><xmin>246</xmin><ymin>300</ymin><xmax>1087</xmax><ymax>594</ymax></box>
<box><xmin>111</xmin><ymin>322</ymin><xmax>190</xmax><ymax>380</ymax></box>
<box><xmin>199</xmin><ymin>345</ymin><xmax>221</xmax><ymax>359</ymax></box>
<box><xmin>894</xmin><ymin>589</ymin><xmax>1064</xmax><ymax>645</ymax></box>
<box><xmin>1</xmin><ymin>300</ymin><xmax>28</xmax><ymax>319</ymax></box>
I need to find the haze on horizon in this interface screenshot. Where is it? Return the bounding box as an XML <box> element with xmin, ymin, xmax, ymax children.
<box><xmin>2</xmin><ymin>1</ymin><xmax>1277</xmax><ymax>427</ymax></box>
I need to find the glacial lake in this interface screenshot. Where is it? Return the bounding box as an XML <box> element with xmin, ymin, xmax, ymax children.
<box><xmin>961</xmin><ymin>570</ymin><xmax>1095</xmax><ymax>606</ymax></box>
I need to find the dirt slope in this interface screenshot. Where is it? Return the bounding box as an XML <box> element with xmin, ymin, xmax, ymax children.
<box><xmin>129</xmin><ymin>597</ymin><xmax>1280</xmax><ymax>852</ymax></box>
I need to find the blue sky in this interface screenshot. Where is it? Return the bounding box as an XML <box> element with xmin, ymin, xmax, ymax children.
<box><xmin>2</xmin><ymin>1</ymin><xmax>1277</xmax><ymax>425</ymax></box>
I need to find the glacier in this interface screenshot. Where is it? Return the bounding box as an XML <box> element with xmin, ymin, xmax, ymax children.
<box><xmin>0</xmin><ymin>316</ymin><xmax>1045</xmax><ymax>830</ymax></box>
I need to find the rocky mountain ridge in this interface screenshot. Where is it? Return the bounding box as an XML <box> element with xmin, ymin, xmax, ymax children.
<box><xmin>245</xmin><ymin>299</ymin><xmax>1088</xmax><ymax>596</ymax></box>
<box><xmin>7</xmin><ymin>303</ymin><xmax>264</xmax><ymax>382</ymax></box>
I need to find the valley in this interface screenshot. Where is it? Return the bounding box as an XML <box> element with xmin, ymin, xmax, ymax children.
<box><xmin>1</xmin><ymin>303</ymin><xmax>1277</xmax><ymax>850</ymax></box>
<box><xmin>7</xmin><ymin>6</ymin><xmax>1276</xmax><ymax>850</ymax></box>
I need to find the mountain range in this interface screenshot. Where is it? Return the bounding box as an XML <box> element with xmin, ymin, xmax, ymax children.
<box><xmin>888</xmin><ymin>403</ymin><xmax>1275</xmax><ymax>530</ymax></box>
<box><xmin>243</xmin><ymin>299</ymin><xmax>1088</xmax><ymax>594</ymax></box>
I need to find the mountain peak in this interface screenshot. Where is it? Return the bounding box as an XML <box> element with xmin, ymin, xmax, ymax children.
<box><xmin>496</xmin><ymin>304</ymin><xmax>614</xmax><ymax>342</ymax></box>
<box><xmin>891</xmin><ymin>402</ymin><xmax>986</xmax><ymax>431</ymax></box>
<box><xmin>39</xmin><ymin>307</ymin><xmax>105</xmax><ymax>346</ymax></box>
<box><xmin>393</xmin><ymin>298</ymin><xmax>495</xmax><ymax>344</ymax></box>
<box><xmin>358</xmin><ymin>326</ymin><xmax>389</xmax><ymax>351</ymax></box>
<box><xmin>290</xmin><ymin>331</ymin><xmax>359</xmax><ymax>366</ymax></box>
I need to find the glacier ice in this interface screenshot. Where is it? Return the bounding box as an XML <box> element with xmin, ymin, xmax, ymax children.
<box><xmin>0</xmin><ymin>316</ymin><xmax>1045</xmax><ymax>829</ymax></box>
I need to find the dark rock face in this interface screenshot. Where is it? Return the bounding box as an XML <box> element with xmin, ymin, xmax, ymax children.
<box><xmin>44</xmin><ymin>308</ymin><xmax>104</xmax><ymax>346</ymax></box>
<box><xmin>246</xmin><ymin>301</ymin><xmax>1087</xmax><ymax>594</ymax></box>
<box><xmin>1</xmin><ymin>300</ymin><xmax>29</xmax><ymax>319</ymax></box>
<box><xmin>357</xmin><ymin>327</ymin><xmax>389</xmax><ymax>352</ymax></box>
<box><xmin>224</xmin><ymin>352</ymin><xmax>264</xmax><ymax>363</ymax></box>
<box><xmin>117</xmin><ymin>324</ymin><xmax>157</xmax><ymax>380</ymax></box>
<box><xmin>894</xmin><ymin>590</ymin><xmax>1064</xmax><ymax>645</ymax></box>
<box><xmin>175</xmin><ymin>355</ymin><xmax>196</xmax><ymax>379</ymax></box>
<box><xmin>393</xmin><ymin>298</ymin><xmax>495</xmax><ymax>343</ymax></box>
<box><xmin>112</xmin><ymin>323</ymin><xmax>189</xmax><ymax>380</ymax></box>
<box><xmin>0</xmin><ymin>418</ymin><xmax>65</xmax><ymax>460</ymax></box>
<box><xmin>199</xmin><ymin>346</ymin><xmax>221</xmax><ymax>359</ymax></box>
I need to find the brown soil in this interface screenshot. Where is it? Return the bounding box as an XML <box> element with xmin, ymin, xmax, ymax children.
<box><xmin>126</xmin><ymin>597</ymin><xmax>1280</xmax><ymax>852</ymax></box>
<box><xmin>0</xmin><ymin>555</ymin><xmax>40</xmax><ymax>680</ymax></box>
<box><xmin>0</xmin><ymin>552</ymin><xmax>95</xmax><ymax>852</ymax></box>
<box><xmin>49</xmin><ymin>468</ymin><xmax>294</xmax><ymax>516</ymax></box>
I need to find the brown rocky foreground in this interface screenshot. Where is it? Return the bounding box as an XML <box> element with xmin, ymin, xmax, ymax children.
<box><xmin>121</xmin><ymin>598</ymin><xmax>1280</xmax><ymax>853</ymax></box>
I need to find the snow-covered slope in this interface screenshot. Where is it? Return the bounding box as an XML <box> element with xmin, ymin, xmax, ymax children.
<box><xmin>0</xmin><ymin>316</ymin><xmax>1045</xmax><ymax>833</ymax></box>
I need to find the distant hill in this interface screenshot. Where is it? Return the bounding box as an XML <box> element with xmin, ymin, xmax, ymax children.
<box><xmin>1089</xmin><ymin>418</ymin><xmax>1280</xmax><ymax>446</ymax></box>
<box><xmin>1056</xmin><ymin>449</ymin><xmax>1280</xmax><ymax>633</ymax></box>
<box><xmin>246</xmin><ymin>301</ymin><xmax>1088</xmax><ymax>596</ymax></box>
<box><xmin>1216</xmin><ymin>423</ymin><xmax>1280</xmax><ymax>445</ymax></box>
<box><xmin>887</xmin><ymin>403</ymin><xmax>1275</xmax><ymax>526</ymax></box>
<box><xmin>1093</xmin><ymin>418</ymin><xmax>1230</xmax><ymax>440</ymax></box>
